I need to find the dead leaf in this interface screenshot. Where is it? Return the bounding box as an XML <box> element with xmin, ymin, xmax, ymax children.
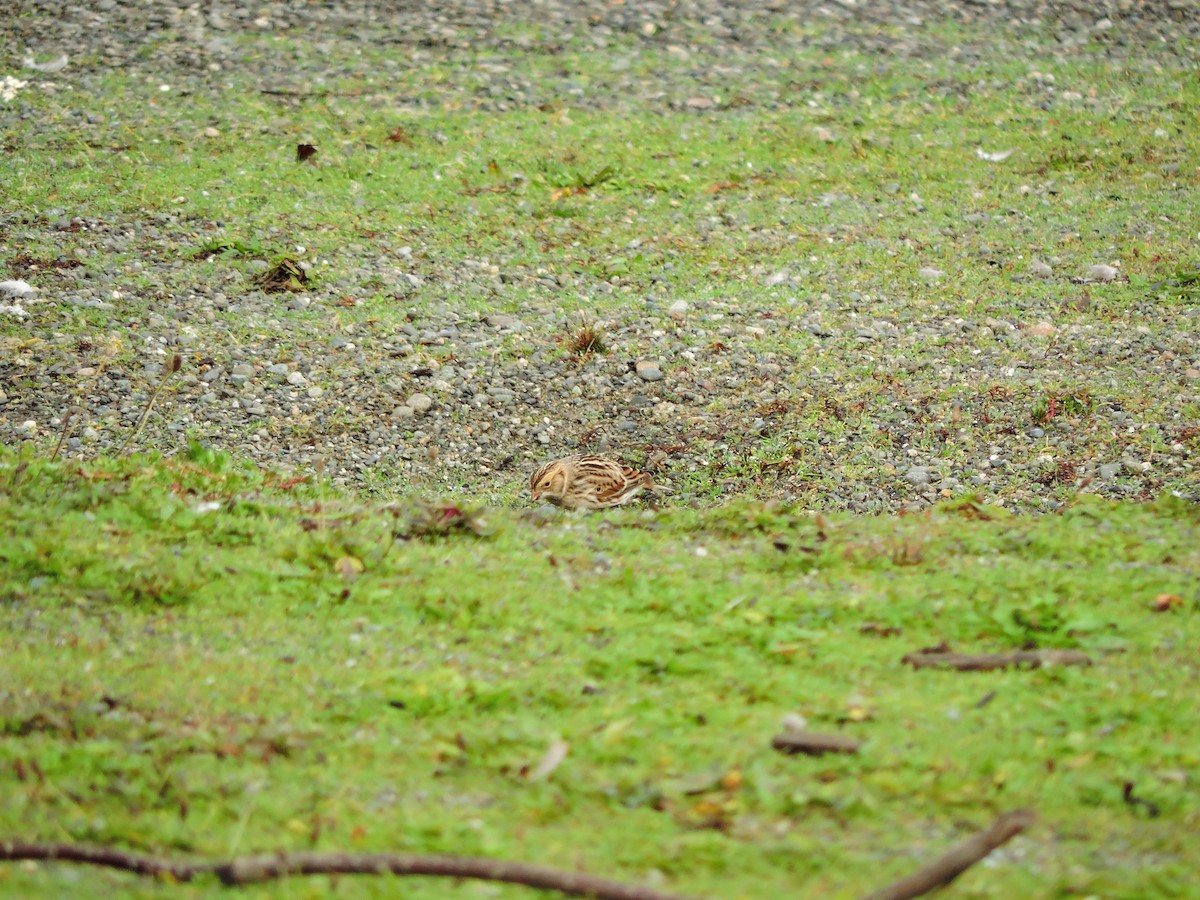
<box><xmin>1152</xmin><ymin>593</ymin><xmax>1182</xmax><ymax>612</ymax></box>
<box><xmin>296</xmin><ymin>143</ymin><xmax>317</xmax><ymax>162</ymax></box>
<box><xmin>386</xmin><ymin>126</ymin><xmax>414</xmax><ymax>145</ymax></box>
<box><xmin>335</xmin><ymin>556</ymin><xmax>364</xmax><ymax>582</ymax></box>
<box><xmin>527</xmin><ymin>737</ymin><xmax>569</xmax><ymax>782</ymax></box>
<box><xmin>253</xmin><ymin>257</ymin><xmax>309</xmax><ymax>293</ymax></box>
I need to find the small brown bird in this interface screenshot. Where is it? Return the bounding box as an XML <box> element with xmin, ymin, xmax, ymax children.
<box><xmin>529</xmin><ymin>454</ymin><xmax>662</xmax><ymax>510</ymax></box>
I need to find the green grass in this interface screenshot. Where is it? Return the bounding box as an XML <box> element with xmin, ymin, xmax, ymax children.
<box><xmin>1</xmin><ymin>450</ymin><xmax>1198</xmax><ymax>897</ymax></box>
<box><xmin>2</xmin><ymin>12</ymin><xmax>1199</xmax><ymax>897</ymax></box>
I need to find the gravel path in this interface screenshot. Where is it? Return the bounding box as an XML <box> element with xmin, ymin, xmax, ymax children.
<box><xmin>2</xmin><ymin>0</ymin><xmax>1198</xmax><ymax>512</ymax></box>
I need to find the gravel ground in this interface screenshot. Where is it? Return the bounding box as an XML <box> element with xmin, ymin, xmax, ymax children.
<box><xmin>2</xmin><ymin>0</ymin><xmax>1198</xmax><ymax>512</ymax></box>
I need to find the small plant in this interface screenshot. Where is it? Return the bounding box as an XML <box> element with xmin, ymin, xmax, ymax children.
<box><xmin>188</xmin><ymin>238</ymin><xmax>267</xmax><ymax>261</ymax></box>
<box><xmin>562</xmin><ymin>321</ymin><xmax>607</xmax><ymax>360</ymax></box>
<box><xmin>1031</xmin><ymin>390</ymin><xmax>1093</xmax><ymax>425</ymax></box>
<box><xmin>253</xmin><ymin>257</ymin><xmax>310</xmax><ymax>293</ymax></box>
<box><xmin>116</xmin><ymin>354</ymin><xmax>182</xmax><ymax>455</ymax></box>
<box><xmin>1034</xmin><ymin>459</ymin><xmax>1079</xmax><ymax>485</ymax></box>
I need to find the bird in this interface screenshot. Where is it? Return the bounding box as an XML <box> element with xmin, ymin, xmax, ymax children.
<box><xmin>529</xmin><ymin>454</ymin><xmax>663</xmax><ymax>510</ymax></box>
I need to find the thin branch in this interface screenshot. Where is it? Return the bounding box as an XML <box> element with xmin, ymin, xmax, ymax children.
<box><xmin>0</xmin><ymin>842</ymin><xmax>200</xmax><ymax>881</ymax></box>
<box><xmin>902</xmin><ymin>649</ymin><xmax>1091</xmax><ymax>671</ymax></box>
<box><xmin>862</xmin><ymin>809</ymin><xmax>1035</xmax><ymax>900</ymax></box>
<box><xmin>771</xmin><ymin>731</ymin><xmax>861</xmax><ymax>756</ymax></box>
<box><xmin>49</xmin><ymin>406</ymin><xmax>81</xmax><ymax>462</ymax></box>
<box><xmin>115</xmin><ymin>355</ymin><xmax>182</xmax><ymax>456</ymax></box>
<box><xmin>0</xmin><ymin>842</ymin><xmax>701</xmax><ymax>900</ymax></box>
<box><xmin>261</xmin><ymin>88</ymin><xmax>367</xmax><ymax>98</ymax></box>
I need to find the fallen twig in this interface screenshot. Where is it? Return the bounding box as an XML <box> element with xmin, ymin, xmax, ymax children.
<box><xmin>115</xmin><ymin>354</ymin><xmax>182</xmax><ymax>456</ymax></box>
<box><xmin>902</xmin><ymin>648</ymin><xmax>1092</xmax><ymax>671</ymax></box>
<box><xmin>0</xmin><ymin>842</ymin><xmax>699</xmax><ymax>900</ymax></box>
<box><xmin>771</xmin><ymin>731</ymin><xmax>861</xmax><ymax>756</ymax></box>
<box><xmin>863</xmin><ymin>809</ymin><xmax>1035</xmax><ymax>900</ymax></box>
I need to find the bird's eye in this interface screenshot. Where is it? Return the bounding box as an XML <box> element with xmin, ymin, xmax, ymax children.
<box><xmin>539</xmin><ymin>479</ymin><xmax>552</xmax><ymax>488</ymax></box>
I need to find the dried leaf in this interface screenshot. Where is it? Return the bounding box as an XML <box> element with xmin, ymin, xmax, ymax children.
<box><xmin>335</xmin><ymin>556</ymin><xmax>364</xmax><ymax>582</ymax></box>
<box><xmin>527</xmin><ymin>738</ymin><xmax>569</xmax><ymax>782</ymax></box>
<box><xmin>1152</xmin><ymin>593</ymin><xmax>1182</xmax><ymax>612</ymax></box>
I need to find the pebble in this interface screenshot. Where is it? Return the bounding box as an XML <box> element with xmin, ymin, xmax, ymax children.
<box><xmin>1085</xmin><ymin>264</ymin><xmax>1120</xmax><ymax>282</ymax></box>
<box><xmin>904</xmin><ymin>467</ymin><xmax>931</xmax><ymax>486</ymax></box>
<box><xmin>1098</xmin><ymin>463</ymin><xmax>1122</xmax><ymax>481</ymax></box>
<box><xmin>485</xmin><ymin>314</ymin><xmax>522</xmax><ymax>329</ymax></box>
<box><xmin>0</xmin><ymin>1</ymin><xmax>1193</xmax><ymax>519</ymax></box>
<box><xmin>1024</xmin><ymin>321</ymin><xmax>1056</xmax><ymax>338</ymax></box>
<box><xmin>636</xmin><ymin>361</ymin><xmax>664</xmax><ymax>382</ymax></box>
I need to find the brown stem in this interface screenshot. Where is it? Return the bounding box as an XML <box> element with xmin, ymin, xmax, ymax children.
<box><xmin>771</xmin><ymin>731</ymin><xmax>861</xmax><ymax>755</ymax></box>
<box><xmin>0</xmin><ymin>841</ymin><xmax>201</xmax><ymax>881</ymax></box>
<box><xmin>116</xmin><ymin>355</ymin><xmax>181</xmax><ymax>456</ymax></box>
<box><xmin>0</xmin><ymin>842</ymin><xmax>700</xmax><ymax>900</ymax></box>
<box><xmin>50</xmin><ymin>407</ymin><xmax>80</xmax><ymax>462</ymax></box>
<box><xmin>902</xmin><ymin>649</ymin><xmax>1091</xmax><ymax>671</ymax></box>
<box><xmin>862</xmin><ymin>809</ymin><xmax>1035</xmax><ymax>900</ymax></box>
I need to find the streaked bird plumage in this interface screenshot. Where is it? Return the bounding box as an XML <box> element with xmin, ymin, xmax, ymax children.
<box><xmin>529</xmin><ymin>454</ymin><xmax>660</xmax><ymax>510</ymax></box>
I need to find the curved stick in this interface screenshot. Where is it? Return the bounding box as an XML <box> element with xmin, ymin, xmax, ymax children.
<box><xmin>863</xmin><ymin>809</ymin><xmax>1035</xmax><ymax>900</ymax></box>
<box><xmin>0</xmin><ymin>841</ymin><xmax>698</xmax><ymax>900</ymax></box>
<box><xmin>0</xmin><ymin>841</ymin><xmax>202</xmax><ymax>881</ymax></box>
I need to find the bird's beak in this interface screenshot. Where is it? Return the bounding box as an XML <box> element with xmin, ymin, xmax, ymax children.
<box><xmin>531</xmin><ymin>490</ymin><xmax>541</xmax><ymax>501</ymax></box>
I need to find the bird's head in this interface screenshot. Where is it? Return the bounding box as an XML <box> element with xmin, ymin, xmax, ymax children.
<box><xmin>530</xmin><ymin>461</ymin><xmax>569</xmax><ymax>503</ymax></box>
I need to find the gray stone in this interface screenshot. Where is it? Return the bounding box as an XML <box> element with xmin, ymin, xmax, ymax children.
<box><xmin>904</xmin><ymin>467</ymin><xmax>931</xmax><ymax>486</ymax></box>
<box><xmin>1098</xmin><ymin>463</ymin><xmax>1122</xmax><ymax>481</ymax></box>
<box><xmin>636</xmin><ymin>360</ymin><xmax>664</xmax><ymax>382</ymax></box>
<box><xmin>408</xmin><ymin>392</ymin><xmax>433</xmax><ymax>413</ymax></box>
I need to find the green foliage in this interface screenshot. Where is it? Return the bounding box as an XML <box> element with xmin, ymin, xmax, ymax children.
<box><xmin>2</xmin><ymin>452</ymin><xmax>1199</xmax><ymax>896</ymax></box>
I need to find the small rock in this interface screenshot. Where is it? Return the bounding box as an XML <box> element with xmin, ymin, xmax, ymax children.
<box><xmin>485</xmin><ymin>313</ymin><xmax>522</xmax><ymax>329</ymax></box>
<box><xmin>1098</xmin><ymin>463</ymin><xmax>1122</xmax><ymax>481</ymax></box>
<box><xmin>0</xmin><ymin>280</ymin><xmax>35</xmax><ymax>299</ymax></box>
<box><xmin>1030</xmin><ymin>259</ymin><xmax>1053</xmax><ymax>277</ymax></box>
<box><xmin>1085</xmin><ymin>264</ymin><xmax>1119</xmax><ymax>282</ymax></box>
<box><xmin>1024</xmin><ymin>320</ymin><xmax>1056</xmax><ymax>338</ymax></box>
<box><xmin>918</xmin><ymin>266</ymin><xmax>944</xmax><ymax>280</ymax></box>
<box><xmin>286</xmin><ymin>371</ymin><xmax>307</xmax><ymax>385</ymax></box>
<box><xmin>267</xmin><ymin>363</ymin><xmax>289</xmax><ymax>376</ymax></box>
<box><xmin>904</xmin><ymin>467</ymin><xmax>931</xmax><ymax>486</ymax></box>
<box><xmin>636</xmin><ymin>361</ymin><xmax>664</xmax><ymax>382</ymax></box>
<box><xmin>408</xmin><ymin>392</ymin><xmax>433</xmax><ymax>413</ymax></box>
<box><xmin>393</xmin><ymin>406</ymin><xmax>415</xmax><ymax>419</ymax></box>
<box><xmin>668</xmin><ymin>299</ymin><xmax>688</xmax><ymax>317</ymax></box>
